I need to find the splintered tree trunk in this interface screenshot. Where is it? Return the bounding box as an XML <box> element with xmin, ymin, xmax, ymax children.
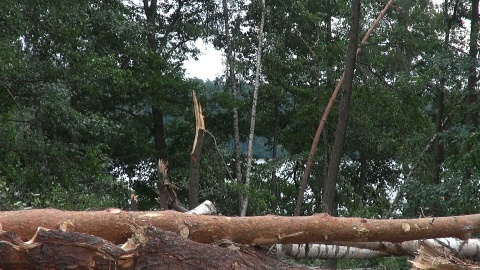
<box><xmin>241</xmin><ymin>0</ymin><xmax>265</xmax><ymax>217</ymax></box>
<box><xmin>188</xmin><ymin>90</ymin><xmax>205</xmax><ymax>209</ymax></box>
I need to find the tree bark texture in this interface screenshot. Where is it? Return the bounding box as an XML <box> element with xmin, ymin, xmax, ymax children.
<box><xmin>0</xmin><ymin>226</ymin><xmax>311</xmax><ymax>270</ymax></box>
<box><xmin>2</xmin><ymin>209</ymin><xmax>480</xmax><ymax>246</ymax></box>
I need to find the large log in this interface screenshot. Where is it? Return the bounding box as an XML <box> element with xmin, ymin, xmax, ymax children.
<box><xmin>1</xmin><ymin>209</ymin><xmax>480</xmax><ymax>245</ymax></box>
<box><xmin>0</xmin><ymin>226</ymin><xmax>313</xmax><ymax>270</ymax></box>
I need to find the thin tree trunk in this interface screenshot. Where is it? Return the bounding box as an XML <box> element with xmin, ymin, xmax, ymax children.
<box><xmin>323</xmin><ymin>7</ymin><xmax>335</xmax><ymax>268</ymax></box>
<box><xmin>434</xmin><ymin>0</ymin><xmax>458</xmax><ymax>184</ymax></box>
<box><xmin>315</xmin><ymin>0</ymin><xmax>333</xmax><ymax>215</ymax></box>
<box><xmin>34</xmin><ymin>104</ymin><xmax>44</xmax><ymax>140</ymax></box>
<box><xmin>271</xmin><ymin>99</ymin><xmax>279</xmax><ymax>212</ymax></box>
<box><xmin>241</xmin><ymin>0</ymin><xmax>265</xmax><ymax>217</ymax></box>
<box><xmin>358</xmin><ymin>153</ymin><xmax>367</xmax><ymax>198</ymax></box>
<box><xmin>70</xmin><ymin>89</ymin><xmax>79</xmax><ymax>144</ymax></box>
<box><xmin>222</xmin><ymin>0</ymin><xmax>243</xmax><ymax>215</ymax></box>
<box><xmin>465</xmin><ymin>0</ymin><xmax>479</xmax><ymax>181</ymax></box>
<box><xmin>152</xmin><ymin>106</ymin><xmax>167</xmax><ymax>159</ymax></box>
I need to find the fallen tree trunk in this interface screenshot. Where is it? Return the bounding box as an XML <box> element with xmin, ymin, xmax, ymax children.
<box><xmin>276</xmin><ymin>238</ymin><xmax>480</xmax><ymax>260</ymax></box>
<box><xmin>1</xmin><ymin>209</ymin><xmax>480</xmax><ymax>245</ymax></box>
<box><xmin>0</xmin><ymin>226</ymin><xmax>315</xmax><ymax>270</ymax></box>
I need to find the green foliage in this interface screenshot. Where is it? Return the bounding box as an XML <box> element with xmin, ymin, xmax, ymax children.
<box><xmin>0</xmin><ymin>0</ymin><xmax>479</xmax><ymax>254</ymax></box>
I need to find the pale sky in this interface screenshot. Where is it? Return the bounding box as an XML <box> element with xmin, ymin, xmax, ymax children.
<box><xmin>183</xmin><ymin>41</ymin><xmax>223</xmax><ymax>81</ymax></box>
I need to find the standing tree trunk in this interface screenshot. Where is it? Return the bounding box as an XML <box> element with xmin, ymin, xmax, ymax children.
<box><xmin>465</xmin><ymin>0</ymin><xmax>479</xmax><ymax>181</ymax></box>
<box><xmin>222</xmin><ymin>0</ymin><xmax>243</xmax><ymax>215</ymax></box>
<box><xmin>241</xmin><ymin>0</ymin><xmax>265</xmax><ymax>217</ymax></box>
<box><xmin>323</xmin><ymin>0</ymin><xmax>360</xmax><ymax>268</ymax></box>
<box><xmin>323</xmin><ymin>0</ymin><xmax>360</xmax><ymax>216</ymax></box>
<box><xmin>315</xmin><ymin>0</ymin><xmax>334</xmax><ymax>214</ymax></box>
<box><xmin>143</xmin><ymin>0</ymin><xmax>168</xmax><ymax>161</ymax></box>
<box><xmin>271</xmin><ymin>99</ymin><xmax>280</xmax><ymax>212</ymax></box>
<box><xmin>293</xmin><ymin>0</ymin><xmax>394</xmax><ymax>217</ymax></box>
<box><xmin>434</xmin><ymin>0</ymin><xmax>459</xmax><ymax>184</ymax></box>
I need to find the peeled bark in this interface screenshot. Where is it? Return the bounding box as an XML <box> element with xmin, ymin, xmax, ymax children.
<box><xmin>2</xmin><ymin>209</ymin><xmax>480</xmax><ymax>246</ymax></box>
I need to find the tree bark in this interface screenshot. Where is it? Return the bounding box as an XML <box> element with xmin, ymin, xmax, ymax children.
<box><xmin>2</xmin><ymin>209</ymin><xmax>480</xmax><ymax>246</ymax></box>
<box><xmin>241</xmin><ymin>0</ymin><xmax>265</xmax><ymax>217</ymax></box>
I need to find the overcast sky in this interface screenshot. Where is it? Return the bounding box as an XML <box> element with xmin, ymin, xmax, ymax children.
<box><xmin>183</xmin><ymin>41</ymin><xmax>223</xmax><ymax>81</ymax></box>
